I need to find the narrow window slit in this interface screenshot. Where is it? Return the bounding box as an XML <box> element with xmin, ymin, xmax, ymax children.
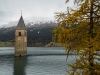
<box><xmin>19</xmin><ymin>32</ymin><xmax>21</xmax><ymax>36</ymax></box>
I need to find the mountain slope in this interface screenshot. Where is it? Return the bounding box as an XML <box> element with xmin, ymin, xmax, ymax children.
<box><xmin>0</xmin><ymin>21</ymin><xmax>57</xmax><ymax>46</ymax></box>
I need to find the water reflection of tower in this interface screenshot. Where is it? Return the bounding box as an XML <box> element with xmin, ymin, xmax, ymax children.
<box><xmin>13</xmin><ymin>57</ymin><xmax>27</xmax><ymax>75</ymax></box>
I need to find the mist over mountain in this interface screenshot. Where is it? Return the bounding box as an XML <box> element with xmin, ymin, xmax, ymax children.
<box><xmin>0</xmin><ymin>21</ymin><xmax>57</xmax><ymax>46</ymax></box>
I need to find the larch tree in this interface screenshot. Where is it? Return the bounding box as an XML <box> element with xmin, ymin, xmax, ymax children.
<box><xmin>53</xmin><ymin>0</ymin><xmax>100</xmax><ymax>75</ymax></box>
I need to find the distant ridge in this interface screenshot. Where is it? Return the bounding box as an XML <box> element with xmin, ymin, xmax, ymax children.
<box><xmin>0</xmin><ymin>21</ymin><xmax>58</xmax><ymax>47</ymax></box>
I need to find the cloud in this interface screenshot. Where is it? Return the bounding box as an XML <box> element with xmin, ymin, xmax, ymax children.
<box><xmin>0</xmin><ymin>10</ymin><xmax>14</xmax><ymax>25</ymax></box>
<box><xmin>0</xmin><ymin>0</ymin><xmax>74</xmax><ymax>27</ymax></box>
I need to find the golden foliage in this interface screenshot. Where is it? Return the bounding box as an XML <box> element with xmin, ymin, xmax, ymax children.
<box><xmin>53</xmin><ymin>0</ymin><xmax>100</xmax><ymax>75</ymax></box>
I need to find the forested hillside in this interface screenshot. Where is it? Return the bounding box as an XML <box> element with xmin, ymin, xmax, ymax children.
<box><xmin>0</xmin><ymin>21</ymin><xmax>57</xmax><ymax>46</ymax></box>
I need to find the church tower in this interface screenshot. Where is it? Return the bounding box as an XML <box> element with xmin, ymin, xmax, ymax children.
<box><xmin>15</xmin><ymin>15</ymin><xmax>27</xmax><ymax>56</ymax></box>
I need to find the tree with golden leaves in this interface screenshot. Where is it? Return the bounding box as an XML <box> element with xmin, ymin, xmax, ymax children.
<box><xmin>53</xmin><ymin>0</ymin><xmax>100</xmax><ymax>75</ymax></box>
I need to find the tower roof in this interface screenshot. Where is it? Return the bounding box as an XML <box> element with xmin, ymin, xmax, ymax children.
<box><xmin>16</xmin><ymin>16</ymin><xmax>26</xmax><ymax>30</ymax></box>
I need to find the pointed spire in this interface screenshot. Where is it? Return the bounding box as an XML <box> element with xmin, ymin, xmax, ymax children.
<box><xmin>16</xmin><ymin>15</ymin><xmax>26</xmax><ymax>30</ymax></box>
<box><xmin>21</xmin><ymin>10</ymin><xmax>22</xmax><ymax>16</ymax></box>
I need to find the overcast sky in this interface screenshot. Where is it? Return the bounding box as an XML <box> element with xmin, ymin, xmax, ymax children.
<box><xmin>0</xmin><ymin>0</ymin><xmax>74</xmax><ymax>27</ymax></box>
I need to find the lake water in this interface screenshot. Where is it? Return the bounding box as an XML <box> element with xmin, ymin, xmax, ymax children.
<box><xmin>0</xmin><ymin>47</ymin><xmax>75</xmax><ymax>75</ymax></box>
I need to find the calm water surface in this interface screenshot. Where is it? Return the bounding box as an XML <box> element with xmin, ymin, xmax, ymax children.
<box><xmin>0</xmin><ymin>47</ymin><xmax>75</xmax><ymax>75</ymax></box>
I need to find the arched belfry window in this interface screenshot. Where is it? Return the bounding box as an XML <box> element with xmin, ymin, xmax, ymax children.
<box><xmin>19</xmin><ymin>32</ymin><xmax>21</xmax><ymax>36</ymax></box>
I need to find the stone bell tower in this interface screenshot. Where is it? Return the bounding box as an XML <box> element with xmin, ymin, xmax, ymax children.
<box><xmin>15</xmin><ymin>15</ymin><xmax>27</xmax><ymax>56</ymax></box>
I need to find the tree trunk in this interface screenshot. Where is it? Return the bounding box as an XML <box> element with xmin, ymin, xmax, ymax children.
<box><xmin>89</xmin><ymin>2</ymin><xmax>94</xmax><ymax>75</ymax></box>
